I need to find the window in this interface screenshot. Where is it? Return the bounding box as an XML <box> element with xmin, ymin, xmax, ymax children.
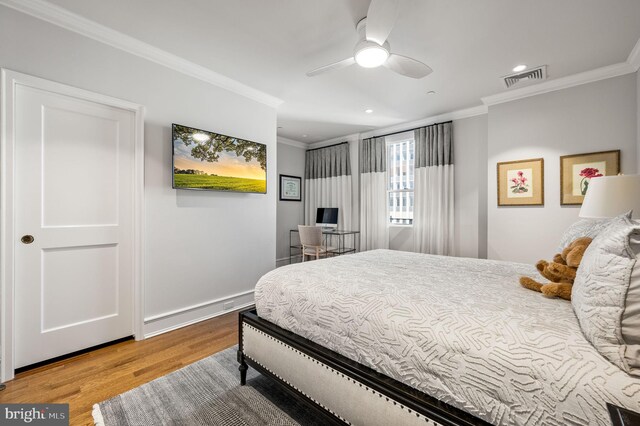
<box><xmin>387</xmin><ymin>136</ymin><xmax>414</xmax><ymax>225</ymax></box>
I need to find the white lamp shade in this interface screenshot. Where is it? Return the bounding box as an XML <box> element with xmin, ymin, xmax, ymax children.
<box><xmin>579</xmin><ymin>175</ymin><xmax>640</xmax><ymax>219</ymax></box>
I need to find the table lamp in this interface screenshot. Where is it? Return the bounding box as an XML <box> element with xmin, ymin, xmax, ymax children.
<box><xmin>579</xmin><ymin>175</ymin><xmax>640</xmax><ymax>219</ymax></box>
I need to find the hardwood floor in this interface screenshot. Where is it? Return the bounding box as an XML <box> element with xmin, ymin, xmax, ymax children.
<box><xmin>0</xmin><ymin>311</ymin><xmax>239</xmax><ymax>425</ymax></box>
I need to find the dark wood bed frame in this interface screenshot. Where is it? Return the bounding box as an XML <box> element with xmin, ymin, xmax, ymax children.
<box><xmin>238</xmin><ymin>308</ymin><xmax>490</xmax><ymax>426</ymax></box>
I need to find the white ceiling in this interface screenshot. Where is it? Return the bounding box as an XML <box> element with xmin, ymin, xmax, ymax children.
<box><xmin>48</xmin><ymin>0</ymin><xmax>640</xmax><ymax>143</ymax></box>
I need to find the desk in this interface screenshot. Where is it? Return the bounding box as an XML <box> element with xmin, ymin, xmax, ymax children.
<box><xmin>289</xmin><ymin>229</ymin><xmax>360</xmax><ymax>263</ymax></box>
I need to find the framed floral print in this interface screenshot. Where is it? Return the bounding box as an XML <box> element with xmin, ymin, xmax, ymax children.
<box><xmin>560</xmin><ymin>150</ymin><xmax>620</xmax><ymax>205</ymax></box>
<box><xmin>497</xmin><ymin>158</ymin><xmax>544</xmax><ymax>206</ymax></box>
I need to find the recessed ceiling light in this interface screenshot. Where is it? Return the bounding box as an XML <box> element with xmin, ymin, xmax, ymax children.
<box><xmin>302</xmin><ymin>134</ymin><xmax>308</xmax><ymax>138</ymax></box>
<box><xmin>427</xmin><ymin>90</ymin><xmax>436</xmax><ymax>95</ymax></box>
<box><xmin>365</xmin><ymin>109</ymin><xmax>373</xmax><ymax>114</ymax></box>
<box><xmin>512</xmin><ymin>64</ymin><xmax>527</xmax><ymax>73</ymax></box>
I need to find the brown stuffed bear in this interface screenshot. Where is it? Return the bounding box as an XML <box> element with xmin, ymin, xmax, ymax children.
<box><xmin>519</xmin><ymin>237</ymin><xmax>592</xmax><ymax>300</ymax></box>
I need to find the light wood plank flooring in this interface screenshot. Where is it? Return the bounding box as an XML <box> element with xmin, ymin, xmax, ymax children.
<box><xmin>0</xmin><ymin>311</ymin><xmax>239</xmax><ymax>425</ymax></box>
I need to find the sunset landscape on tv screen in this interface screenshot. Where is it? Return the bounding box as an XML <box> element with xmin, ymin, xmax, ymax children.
<box><xmin>172</xmin><ymin>124</ymin><xmax>267</xmax><ymax>193</ymax></box>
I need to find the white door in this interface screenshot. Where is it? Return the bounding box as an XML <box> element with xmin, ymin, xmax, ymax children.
<box><xmin>14</xmin><ymin>83</ymin><xmax>136</xmax><ymax>368</ymax></box>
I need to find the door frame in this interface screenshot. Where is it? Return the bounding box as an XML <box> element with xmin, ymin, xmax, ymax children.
<box><xmin>0</xmin><ymin>69</ymin><xmax>146</xmax><ymax>382</ymax></box>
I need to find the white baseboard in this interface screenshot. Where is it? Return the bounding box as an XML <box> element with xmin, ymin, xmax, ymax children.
<box><xmin>276</xmin><ymin>255</ymin><xmax>302</xmax><ymax>268</ymax></box>
<box><xmin>143</xmin><ymin>290</ymin><xmax>255</xmax><ymax>338</ymax></box>
<box><xmin>276</xmin><ymin>256</ymin><xmax>291</xmax><ymax>267</ymax></box>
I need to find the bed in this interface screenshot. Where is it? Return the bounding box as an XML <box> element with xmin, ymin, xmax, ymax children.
<box><xmin>238</xmin><ymin>249</ymin><xmax>640</xmax><ymax>425</ymax></box>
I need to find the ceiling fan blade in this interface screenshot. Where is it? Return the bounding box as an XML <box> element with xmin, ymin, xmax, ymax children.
<box><xmin>306</xmin><ymin>57</ymin><xmax>356</xmax><ymax>77</ymax></box>
<box><xmin>365</xmin><ymin>0</ymin><xmax>400</xmax><ymax>45</ymax></box>
<box><xmin>384</xmin><ymin>54</ymin><xmax>433</xmax><ymax>79</ymax></box>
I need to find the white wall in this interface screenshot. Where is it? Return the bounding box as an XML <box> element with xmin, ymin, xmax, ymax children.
<box><xmin>488</xmin><ymin>73</ymin><xmax>637</xmax><ymax>264</ymax></box>
<box><xmin>276</xmin><ymin>140</ymin><xmax>306</xmax><ymax>266</ymax></box>
<box><xmin>0</xmin><ymin>7</ymin><xmax>277</xmax><ymax>335</ymax></box>
<box><xmin>453</xmin><ymin>115</ymin><xmax>488</xmax><ymax>258</ymax></box>
<box><xmin>637</xmin><ymin>70</ymin><xmax>640</xmax><ymax>171</ymax></box>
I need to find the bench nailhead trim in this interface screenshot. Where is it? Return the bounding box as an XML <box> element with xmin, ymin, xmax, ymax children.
<box><xmin>242</xmin><ymin>324</ymin><xmax>441</xmax><ymax>425</ymax></box>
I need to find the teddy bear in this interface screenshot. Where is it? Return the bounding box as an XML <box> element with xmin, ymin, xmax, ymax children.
<box><xmin>519</xmin><ymin>237</ymin><xmax>592</xmax><ymax>300</ymax></box>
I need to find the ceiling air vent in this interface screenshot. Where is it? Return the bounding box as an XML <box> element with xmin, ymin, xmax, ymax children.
<box><xmin>503</xmin><ymin>65</ymin><xmax>547</xmax><ymax>89</ymax></box>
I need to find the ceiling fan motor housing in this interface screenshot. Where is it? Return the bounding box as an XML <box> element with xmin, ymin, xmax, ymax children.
<box><xmin>354</xmin><ymin>39</ymin><xmax>390</xmax><ymax>67</ymax></box>
<box><xmin>354</xmin><ymin>18</ymin><xmax>390</xmax><ymax>68</ymax></box>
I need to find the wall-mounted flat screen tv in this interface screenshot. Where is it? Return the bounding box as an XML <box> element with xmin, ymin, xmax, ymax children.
<box><xmin>172</xmin><ymin>124</ymin><xmax>266</xmax><ymax>193</ymax></box>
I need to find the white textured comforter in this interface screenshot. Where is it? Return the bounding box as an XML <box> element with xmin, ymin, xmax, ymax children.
<box><xmin>255</xmin><ymin>250</ymin><xmax>640</xmax><ymax>426</ymax></box>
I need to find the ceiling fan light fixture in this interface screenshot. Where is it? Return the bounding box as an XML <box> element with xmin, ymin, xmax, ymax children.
<box><xmin>306</xmin><ymin>5</ymin><xmax>432</xmax><ymax>79</ymax></box>
<box><xmin>354</xmin><ymin>40</ymin><xmax>389</xmax><ymax>68</ymax></box>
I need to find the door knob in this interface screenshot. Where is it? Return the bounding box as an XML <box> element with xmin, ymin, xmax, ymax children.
<box><xmin>21</xmin><ymin>235</ymin><xmax>34</xmax><ymax>244</ymax></box>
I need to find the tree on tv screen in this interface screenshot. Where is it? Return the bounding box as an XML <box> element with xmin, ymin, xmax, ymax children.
<box><xmin>174</xmin><ymin>124</ymin><xmax>266</xmax><ymax>171</ymax></box>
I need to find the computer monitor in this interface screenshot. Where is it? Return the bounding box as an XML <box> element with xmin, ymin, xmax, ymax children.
<box><xmin>316</xmin><ymin>207</ymin><xmax>338</xmax><ymax>229</ymax></box>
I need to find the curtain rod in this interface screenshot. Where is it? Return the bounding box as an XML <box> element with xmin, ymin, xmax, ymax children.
<box><xmin>305</xmin><ymin>141</ymin><xmax>349</xmax><ymax>152</ymax></box>
<box><xmin>368</xmin><ymin>120</ymin><xmax>453</xmax><ymax>140</ymax></box>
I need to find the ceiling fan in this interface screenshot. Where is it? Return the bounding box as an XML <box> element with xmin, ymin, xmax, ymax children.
<box><xmin>306</xmin><ymin>0</ymin><xmax>432</xmax><ymax>79</ymax></box>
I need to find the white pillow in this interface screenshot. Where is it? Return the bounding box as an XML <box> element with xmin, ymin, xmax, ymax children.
<box><xmin>572</xmin><ymin>213</ymin><xmax>640</xmax><ymax>376</ymax></box>
<box><xmin>557</xmin><ymin>218</ymin><xmax>613</xmax><ymax>251</ymax></box>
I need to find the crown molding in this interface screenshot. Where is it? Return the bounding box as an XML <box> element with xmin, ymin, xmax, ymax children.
<box><xmin>277</xmin><ymin>136</ymin><xmax>307</xmax><ymax>149</ymax></box>
<box><xmin>0</xmin><ymin>0</ymin><xmax>283</xmax><ymax>108</ymax></box>
<box><xmin>481</xmin><ymin>61</ymin><xmax>635</xmax><ymax>107</ymax></box>
<box><xmin>359</xmin><ymin>105</ymin><xmax>488</xmax><ymax>140</ymax></box>
<box><xmin>308</xmin><ymin>105</ymin><xmax>488</xmax><ymax>148</ymax></box>
<box><xmin>628</xmin><ymin>37</ymin><xmax>640</xmax><ymax>72</ymax></box>
<box><xmin>308</xmin><ymin>133</ymin><xmax>360</xmax><ymax>149</ymax></box>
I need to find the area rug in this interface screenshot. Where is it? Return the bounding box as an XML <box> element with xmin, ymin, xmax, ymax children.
<box><xmin>93</xmin><ymin>346</ymin><xmax>333</xmax><ymax>425</ymax></box>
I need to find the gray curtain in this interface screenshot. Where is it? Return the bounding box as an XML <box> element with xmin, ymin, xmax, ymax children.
<box><xmin>305</xmin><ymin>143</ymin><xmax>351</xmax><ymax>179</ymax></box>
<box><xmin>360</xmin><ymin>137</ymin><xmax>386</xmax><ymax>173</ymax></box>
<box><xmin>360</xmin><ymin>137</ymin><xmax>389</xmax><ymax>250</ymax></box>
<box><xmin>413</xmin><ymin>122</ymin><xmax>454</xmax><ymax>255</ymax></box>
<box><xmin>304</xmin><ymin>143</ymin><xmax>352</xmax><ymax>230</ymax></box>
<box><xmin>415</xmin><ymin>124</ymin><xmax>453</xmax><ymax>167</ymax></box>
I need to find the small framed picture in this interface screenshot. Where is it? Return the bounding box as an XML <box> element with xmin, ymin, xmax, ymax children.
<box><xmin>497</xmin><ymin>158</ymin><xmax>544</xmax><ymax>206</ymax></box>
<box><xmin>279</xmin><ymin>175</ymin><xmax>301</xmax><ymax>201</ymax></box>
<box><xmin>560</xmin><ymin>150</ymin><xmax>620</xmax><ymax>205</ymax></box>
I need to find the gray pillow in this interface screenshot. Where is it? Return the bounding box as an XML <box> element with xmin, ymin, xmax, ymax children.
<box><xmin>558</xmin><ymin>218</ymin><xmax>612</xmax><ymax>251</ymax></box>
<box><xmin>572</xmin><ymin>213</ymin><xmax>640</xmax><ymax>376</ymax></box>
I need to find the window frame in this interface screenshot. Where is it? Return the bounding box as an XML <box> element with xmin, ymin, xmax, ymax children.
<box><xmin>385</xmin><ymin>132</ymin><xmax>415</xmax><ymax>227</ymax></box>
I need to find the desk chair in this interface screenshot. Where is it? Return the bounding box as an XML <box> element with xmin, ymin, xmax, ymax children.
<box><xmin>298</xmin><ymin>225</ymin><xmax>333</xmax><ymax>261</ymax></box>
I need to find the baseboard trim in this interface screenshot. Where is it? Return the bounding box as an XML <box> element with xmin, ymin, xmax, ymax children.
<box><xmin>145</xmin><ymin>289</ymin><xmax>254</xmax><ymax>322</ymax></box>
<box><xmin>143</xmin><ymin>290</ymin><xmax>255</xmax><ymax>338</ymax></box>
<box><xmin>276</xmin><ymin>255</ymin><xmax>301</xmax><ymax>261</ymax></box>
<box><xmin>276</xmin><ymin>255</ymin><xmax>302</xmax><ymax>267</ymax></box>
<box><xmin>144</xmin><ymin>301</ymin><xmax>254</xmax><ymax>339</ymax></box>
